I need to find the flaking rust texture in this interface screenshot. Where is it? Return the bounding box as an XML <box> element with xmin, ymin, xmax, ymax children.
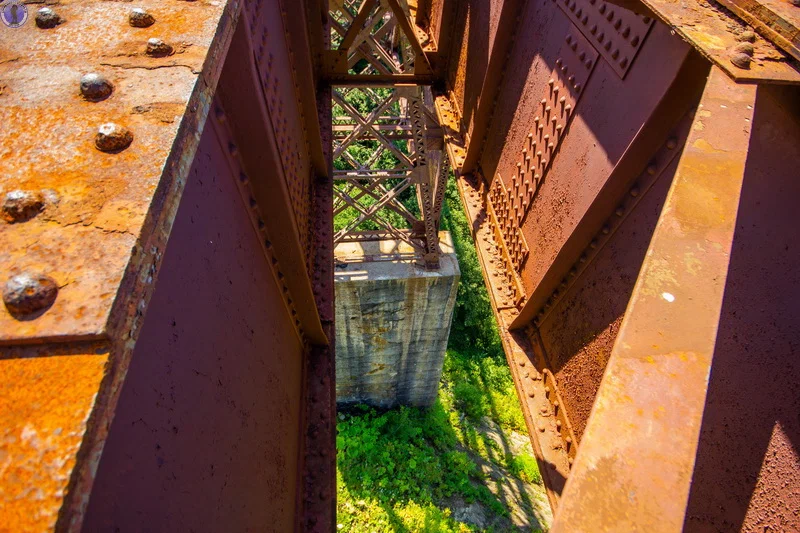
<box><xmin>0</xmin><ymin>345</ymin><xmax>109</xmax><ymax>532</ymax></box>
<box><xmin>0</xmin><ymin>0</ymin><xmax>241</xmax><ymax>528</ymax></box>
<box><xmin>0</xmin><ymin>0</ymin><xmax>239</xmax><ymax>341</ymax></box>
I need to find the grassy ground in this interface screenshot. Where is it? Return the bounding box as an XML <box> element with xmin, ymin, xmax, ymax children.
<box><xmin>335</xmin><ymin>176</ymin><xmax>547</xmax><ymax>532</ymax></box>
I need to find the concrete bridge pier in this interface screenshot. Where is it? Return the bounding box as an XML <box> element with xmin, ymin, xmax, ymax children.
<box><xmin>334</xmin><ymin>233</ymin><xmax>459</xmax><ymax>408</ymax></box>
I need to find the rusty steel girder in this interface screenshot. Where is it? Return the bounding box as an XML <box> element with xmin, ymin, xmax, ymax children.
<box><xmin>422</xmin><ymin>0</ymin><xmax>800</xmax><ymax>530</ymax></box>
<box><xmin>332</xmin><ymin>84</ymin><xmax>449</xmax><ymax>268</ymax></box>
<box><xmin>1</xmin><ymin>0</ymin><xmax>335</xmax><ymax>530</ymax></box>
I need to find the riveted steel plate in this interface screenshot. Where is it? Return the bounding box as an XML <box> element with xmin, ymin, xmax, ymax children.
<box><xmin>554</xmin><ymin>0</ymin><xmax>653</xmax><ymax>78</ymax></box>
<box><xmin>508</xmin><ymin>27</ymin><xmax>598</xmax><ymax>226</ymax></box>
<box><xmin>0</xmin><ymin>0</ymin><xmax>240</xmax><ymax>342</ymax></box>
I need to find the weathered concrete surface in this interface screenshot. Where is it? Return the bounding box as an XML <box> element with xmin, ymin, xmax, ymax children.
<box><xmin>335</xmin><ymin>234</ymin><xmax>459</xmax><ymax>408</ymax></box>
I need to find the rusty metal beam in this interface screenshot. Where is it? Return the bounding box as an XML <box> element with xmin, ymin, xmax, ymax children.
<box><xmin>386</xmin><ymin>0</ymin><xmax>434</xmax><ymax>74</ymax></box>
<box><xmin>217</xmin><ymin>18</ymin><xmax>327</xmax><ymax>345</ymax></box>
<box><xmin>714</xmin><ymin>0</ymin><xmax>800</xmax><ymax>62</ymax></box>
<box><xmin>0</xmin><ymin>0</ymin><xmax>242</xmax><ymax>527</ymax></box>
<box><xmin>460</xmin><ymin>0</ymin><xmax>526</xmax><ymax>176</ymax></box>
<box><xmin>322</xmin><ymin>69</ymin><xmax>437</xmax><ymax>85</ymax></box>
<box><xmin>509</xmin><ymin>50</ymin><xmax>710</xmax><ymax>329</ymax></box>
<box><xmin>550</xmin><ymin>66</ymin><xmax>757</xmax><ymax>533</ymax></box>
<box><xmin>636</xmin><ymin>0</ymin><xmax>800</xmax><ymax>83</ymax></box>
<box><xmin>279</xmin><ymin>0</ymin><xmax>329</xmax><ymax>178</ymax></box>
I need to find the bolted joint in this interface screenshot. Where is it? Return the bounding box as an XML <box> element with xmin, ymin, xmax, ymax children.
<box><xmin>35</xmin><ymin>7</ymin><xmax>63</xmax><ymax>28</ymax></box>
<box><xmin>129</xmin><ymin>7</ymin><xmax>155</xmax><ymax>27</ymax></box>
<box><xmin>80</xmin><ymin>73</ymin><xmax>114</xmax><ymax>101</ymax></box>
<box><xmin>95</xmin><ymin>123</ymin><xmax>133</xmax><ymax>152</ymax></box>
<box><xmin>2</xmin><ymin>190</ymin><xmax>44</xmax><ymax>223</ymax></box>
<box><xmin>3</xmin><ymin>273</ymin><xmax>59</xmax><ymax>317</ymax></box>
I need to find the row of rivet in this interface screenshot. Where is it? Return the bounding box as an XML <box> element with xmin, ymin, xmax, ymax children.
<box><xmin>508</xmin><ymin>31</ymin><xmax>597</xmax><ymax>230</ymax></box>
<box><xmin>531</xmin><ymin>111</ymin><xmax>693</xmax><ymax>329</ymax></box>
<box><xmin>211</xmin><ymin>103</ymin><xmax>306</xmax><ymax>342</ymax></box>
<box><xmin>488</xmin><ymin>176</ymin><xmax>530</xmax><ymax>275</ymax></box>
<box><xmin>1</xmin><ymin>5</ymin><xmax>184</xmax><ymax>319</ymax></box>
<box><xmin>554</xmin><ymin>0</ymin><xmax>653</xmax><ymax>78</ymax></box>
<box><xmin>253</xmin><ymin>23</ymin><xmax>313</xmax><ymax>266</ymax></box>
<box><xmin>512</xmin><ymin>341</ymin><xmax>574</xmax><ymax>476</ymax></box>
<box><xmin>466</xmin><ymin>173</ymin><xmax>526</xmax><ymax>308</ymax></box>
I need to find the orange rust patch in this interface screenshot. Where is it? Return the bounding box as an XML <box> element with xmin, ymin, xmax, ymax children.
<box><xmin>0</xmin><ymin>352</ymin><xmax>109</xmax><ymax>532</ymax></box>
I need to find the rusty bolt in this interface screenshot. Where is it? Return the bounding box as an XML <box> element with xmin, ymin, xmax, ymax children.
<box><xmin>528</xmin><ymin>390</ymin><xmax>535</xmax><ymax>398</ymax></box>
<box><xmin>730</xmin><ymin>42</ymin><xmax>754</xmax><ymax>69</ymax></box>
<box><xmin>738</xmin><ymin>30</ymin><xmax>756</xmax><ymax>42</ymax></box>
<box><xmin>129</xmin><ymin>8</ymin><xmax>155</xmax><ymax>27</ymax></box>
<box><xmin>538</xmin><ymin>424</ymin><xmax>546</xmax><ymax>432</ymax></box>
<box><xmin>35</xmin><ymin>7</ymin><xmax>63</xmax><ymax>28</ymax></box>
<box><xmin>666</xmin><ymin>137</ymin><xmax>678</xmax><ymax>150</ymax></box>
<box><xmin>3</xmin><ymin>190</ymin><xmax>44</xmax><ymax>223</ymax></box>
<box><xmin>733</xmin><ymin>42</ymin><xmax>755</xmax><ymax>56</ymax></box>
<box><xmin>4</xmin><ymin>273</ymin><xmax>58</xmax><ymax>316</ymax></box>
<box><xmin>146</xmin><ymin>38</ymin><xmax>173</xmax><ymax>57</ymax></box>
<box><xmin>80</xmin><ymin>73</ymin><xmax>114</xmax><ymax>101</ymax></box>
<box><xmin>630</xmin><ymin>186</ymin><xmax>640</xmax><ymax>197</ymax></box>
<box><xmin>95</xmin><ymin>123</ymin><xmax>133</xmax><ymax>152</ymax></box>
<box><xmin>730</xmin><ymin>52</ymin><xmax>752</xmax><ymax>69</ymax></box>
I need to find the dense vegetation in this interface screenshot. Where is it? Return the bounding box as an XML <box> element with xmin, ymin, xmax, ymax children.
<box><xmin>336</xmin><ymin>176</ymin><xmax>544</xmax><ymax>532</ymax></box>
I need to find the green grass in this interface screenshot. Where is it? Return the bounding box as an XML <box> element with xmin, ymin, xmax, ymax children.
<box><xmin>335</xmin><ymin>176</ymin><xmax>543</xmax><ymax>531</ymax></box>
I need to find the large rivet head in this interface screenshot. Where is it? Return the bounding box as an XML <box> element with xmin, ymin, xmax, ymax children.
<box><xmin>3</xmin><ymin>190</ymin><xmax>44</xmax><ymax>223</ymax></box>
<box><xmin>129</xmin><ymin>7</ymin><xmax>155</xmax><ymax>27</ymax></box>
<box><xmin>729</xmin><ymin>42</ymin><xmax>754</xmax><ymax>69</ymax></box>
<box><xmin>80</xmin><ymin>73</ymin><xmax>113</xmax><ymax>101</ymax></box>
<box><xmin>35</xmin><ymin>7</ymin><xmax>63</xmax><ymax>28</ymax></box>
<box><xmin>738</xmin><ymin>30</ymin><xmax>756</xmax><ymax>42</ymax></box>
<box><xmin>95</xmin><ymin>123</ymin><xmax>133</xmax><ymax>152</ymax></box>
<box><xmin>146</xmin><ymin>38</ymin><xmax>173</xmax><ymax>57</ymax></box>
<box><xmin>3</xmin><ymin>273</ymin><xmax>58</xmax><ymax>317</ymax></box>
<box><xmin>730</xmin><ymin>52</ymin><xmax>751</xmax><ymax>69</ymax></box>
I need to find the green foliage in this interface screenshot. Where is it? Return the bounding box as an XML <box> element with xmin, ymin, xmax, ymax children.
<box><xmin>439</xmin><ymin>178</ymin><xmax>504</xmax><ymax>356</ymax></box>
<box><xmin>336</xmin><ymin>173</ymin><xmax>543</xmax><ymax>531</ymax></box>
<box><xmin>508</xmin><ymin>453</ymin><xmax>543</xmax><ymax>485</ymax></box>
<box><xmin>337</xmin><ymin>404</ymin><xmax>501</xmax><ymax>509</ymax></box>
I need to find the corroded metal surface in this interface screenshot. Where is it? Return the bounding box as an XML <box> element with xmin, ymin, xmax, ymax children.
<box><xmin>715</xmin><ymin>0</ymin><xmax>800</xmax><ymax>62</ymax></box>
<box><xmin>0</xmin><ymin>0</ymin><xmax>242</xmax><ymax>527</ymax></box>
<box><xmin>82</xmin><ymin>117</ymin><xmax>307</xmax><ymax>530</ymax></box>
<box><xmin>554</xmin><ymin>0</ymin><xmax>654</xmax><ymax>78</ymax></box>
<box><xmin>0</xmin><ymin>0</ymin><xmax>240</xmax><ymax>343</ymax></box>
<box><xmin>637</xmin><ymin>0</ymin><xmax>800</xmax><ymax>83</ymax></box>
<box><xmin>551</xmin><ymin>67</ymin><xmax>757</xmax><ymax>532</ymax></box>
<box><xmin>0</xmin><ymin>345</ymin><xmax>109</xmax><ymax>532</ymax></box>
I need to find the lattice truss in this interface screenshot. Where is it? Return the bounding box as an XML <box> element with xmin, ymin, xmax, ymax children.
<box><xmin>332</xmin><ymin>85</ymin><xmax>447</xmax><ymax>267</ymax></box>
<box><xmin>328</xmin><ymin>0</ymin><xmax>430</xmax><ymax>76</ymax></box>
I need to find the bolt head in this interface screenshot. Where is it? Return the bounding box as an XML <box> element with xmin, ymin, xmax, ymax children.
<box><xmin>730</xmin><ymin>52</ymin><xmax>752</xmax><ymax>69</ymax></box>
<box><xmin>733</xmin><ymin>42</ymin><xmax>755</xmax><ymax>56</ymax></box>
<box><xmin>738</xmin><ymin>30</ymin><xmax>756</xmax><ymax>42</ymax></box>
<box><xmin>35</xmin><ymin>7</ymin><xmax>63</xmax><ymax>28</ymax></box>
<box><xmin>3</xmin><ymin>190</ymin><xmax>44</xmax><ymax>223</ymax></box>
<box><xmin>146</xmin><ymin>38</ymin><xmax>173</xmax><ymax>57</ymax></box>
<box><xmin>4</xmin><ymin>273</ymin><xmax>58</xmax><ymax>317</ymax></box>
<box><xmin>129</xmin><ymin>7</ymin><xmax>155</xmax><ymax>27</ymax></box>
<box><xmin>80</xmin><ymin>73</ymin><xmax>114</xmax><ymax>101</ymax></box>
<box><xmin>95</xmin><ymin>123</ymin><xmax>133</xmax><ymax>152</ymax></box>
